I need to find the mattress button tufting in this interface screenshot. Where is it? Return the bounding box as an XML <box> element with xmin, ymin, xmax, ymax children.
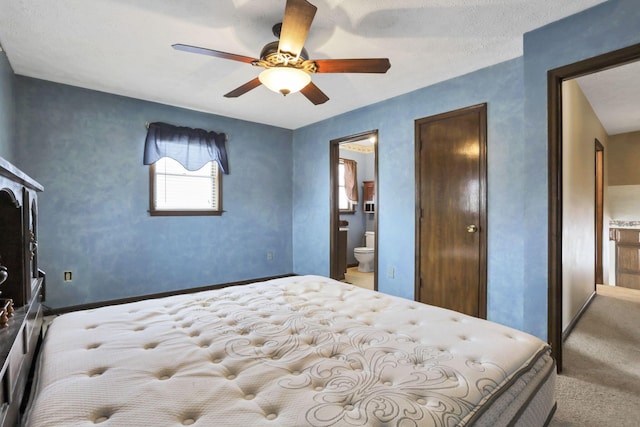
<box><xmin>182</xmin><ymin>418</ymin><xmax>195</xmax><ymax>425</ymax></box>
<box><xmin>88</xmin><ymin>368</ymin><xmax>107</xmax><ymax>377</ymax></box>
<box><xmin>266</xmin><ymin>413</ymin><xmax>278</xmax><ymax>420</ymax></box>
<box><xmin>159</xmin><ymin>372</ymin><xmax>173</xmax><ymax>380</ymax></box>
<box><xmin>92</xmin><ymin>411</ymin><xmax>112</xmax><ymax>424</ymax></box>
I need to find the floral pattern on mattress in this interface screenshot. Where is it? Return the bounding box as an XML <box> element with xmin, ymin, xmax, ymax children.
<box><xmin>26</xmin><ymin>275</ymin><xmax>550</xmax><ymax>427</ymax></box>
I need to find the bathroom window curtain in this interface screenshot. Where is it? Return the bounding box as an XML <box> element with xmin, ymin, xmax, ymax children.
<box><xmin>143</xmin><ymin>122</ymin><xmax>229</xmax><ymax>174</ymax></box>
<box><xmin>342</xmin><ymin>158</ymin><xmax>358</xmax><ymax>203</ymax></box>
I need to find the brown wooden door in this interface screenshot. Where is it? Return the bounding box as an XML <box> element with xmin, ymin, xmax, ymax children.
<box><xmin>415</xmin><ymin>104</ymin><xmax>487</xmax><ymax>318</ymax></box>
<box><xmin>595</xmin><ymin>139</ymin><xmax>604</xmax><ymax>285</ymax></box>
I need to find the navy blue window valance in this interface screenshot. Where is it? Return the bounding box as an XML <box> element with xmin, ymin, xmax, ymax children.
<box><xmin>143</xmin><ymin>122</ymin><xmax>229</xmax><ymax>174</ymax></box>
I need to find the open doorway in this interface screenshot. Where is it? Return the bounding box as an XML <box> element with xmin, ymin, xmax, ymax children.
<box><xmin>329</xmin><ymin>130</ymin><xmax>378</xmax><ymax>291</ymax></box>
<box><xmin>548</xmin><ymin>42</ymin><xmax>640</xmax><ymax>371</ymax></box>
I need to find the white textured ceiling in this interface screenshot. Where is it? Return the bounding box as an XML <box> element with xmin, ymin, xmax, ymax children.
<box><xmin>576</xmin><ymin>61</ymin><xmax>640</xmax><ymax>136</ymax></box>
<box><xmin>0</xmin><ymin>0</ymin><xmax>607</xmax><ymax>130</ymax></box>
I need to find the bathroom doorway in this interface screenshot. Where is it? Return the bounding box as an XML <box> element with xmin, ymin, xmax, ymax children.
<box><xmin>330</xmin><ymin>130</ymin><xmax>378</xmax><ymax>291</ymax></box>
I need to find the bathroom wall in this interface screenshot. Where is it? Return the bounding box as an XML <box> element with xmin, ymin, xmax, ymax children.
<box><xmin>339</xmin><ymin>147</ymin><xmax>374</xmax><ymax>266</ymax></box>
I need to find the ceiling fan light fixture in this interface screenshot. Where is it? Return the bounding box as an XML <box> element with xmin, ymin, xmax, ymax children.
<box><xmin>259</xmin><ymin>67</ymin><xmax>311</xmax><ymax>96</ymax></box>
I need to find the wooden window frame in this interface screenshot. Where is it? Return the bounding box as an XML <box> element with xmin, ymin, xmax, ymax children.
<box><xmin>148</xmin><ymin>159</ymin><xmax>223</xmax><ymax>217</ymax></box>
<box><xmin>338</xmin><ymin>160</ymin><xmax>356</xmax><ymax>214</ymax></box>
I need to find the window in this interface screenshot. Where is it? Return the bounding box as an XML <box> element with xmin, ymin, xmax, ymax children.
<box><xmin>150</xmin><ymin>157</ymin><xmax>221</xmax><ymax>216</ymax></box>
<box><xmin>143</xmin><ymin>121</ymin><xmax>228</xmax><ymax>216</ymax></box>
<box><xmin>338</xmin><ymin>161</ymin><xmax>355</xmax><ymax>213</ymax></box>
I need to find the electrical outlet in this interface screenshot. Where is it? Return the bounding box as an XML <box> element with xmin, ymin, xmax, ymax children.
<box><xmin>267</xmin><ymin>251</ymin><xmax>274</xmax><ymax>261</ymax></box>
<box><xmin>64</xmin><ymin>271</ymin><xmax>73</xmax><ymax>282</ymax></box>
<box><xmin>387</xmin><ymin>267</ymin><xmax>395</xmax><ymax>279</ymax></box>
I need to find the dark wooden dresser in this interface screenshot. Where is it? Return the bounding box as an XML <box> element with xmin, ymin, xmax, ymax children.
<box><xmin>0</xmin><ymin>157</ymin><xmax>44</xmax><ymax>426</ymax></box>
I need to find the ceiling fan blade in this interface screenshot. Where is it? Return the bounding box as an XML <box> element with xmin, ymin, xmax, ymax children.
<box><xmin>224</xmin><ymin>78</ymin><xmax>262</xmax><ymax>98</ymax></box>
<box><xmin>278</xmin><ymin>0</ymin><xmax>317</xmax><ymax>57</ymax></box>
<box><xmin>300</xmin><ymin>82</ymin><xmax>329</xmax><ymax>105</ymax></box>
<box><xmin>172</xmin><ymin>44</ymin><xmax>257</xmax><ymax>64</ymax></box>
<box><xmin>314</xmin><ymin>58</ymin><xmax>391</xmax><ymax>74</ymax></box>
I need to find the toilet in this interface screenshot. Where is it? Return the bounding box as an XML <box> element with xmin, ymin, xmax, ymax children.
<box><xmin>354</xmin><ymin>231</ymin><xmax>375</xmax><ymax>272</ymax></box>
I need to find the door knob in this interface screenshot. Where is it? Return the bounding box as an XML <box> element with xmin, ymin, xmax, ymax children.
<box><xmin>466</xmin><ymin>224</ymin><xmax>478</xmax><ymax>233</ymax></box>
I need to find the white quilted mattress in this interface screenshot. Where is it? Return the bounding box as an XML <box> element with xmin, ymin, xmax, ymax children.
<box><xmin>25</xmin><ymin>275</ymin><xmax>555</xmax><ymax>426</ymax></box>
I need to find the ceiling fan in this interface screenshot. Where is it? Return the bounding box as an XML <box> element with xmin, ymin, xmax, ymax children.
<box><xmin>172</xmin><ymin>0</ymin><xmax>391</xmax><ymax>105</ymax></box>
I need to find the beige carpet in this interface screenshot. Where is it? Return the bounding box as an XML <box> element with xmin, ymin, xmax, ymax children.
<box><xmin>549</xmin><ymin>285</ymin><xmax>640</xmax><ymax>426</ymax></box>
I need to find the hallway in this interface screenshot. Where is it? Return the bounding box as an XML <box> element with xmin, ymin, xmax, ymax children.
<box><xmin>550</xmin><ymin>285</ymin><xmax>640</xmax><ymax>426</ymax></box>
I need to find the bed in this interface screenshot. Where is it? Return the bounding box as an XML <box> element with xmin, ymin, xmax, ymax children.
<box><xmin>23</xmin><ymin>275</ymin><xmax>556</xmax><ymax>426</ymax></box>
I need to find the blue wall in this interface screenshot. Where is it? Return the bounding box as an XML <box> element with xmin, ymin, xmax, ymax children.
<box><xmin>339</xmin><ymin>148</ymin><xmax>375</xmax><ymax>266</ymax></box>
<box><xmin>7</xmin><ymin>0</ymin><xmax>640</xmax><ymax>336</ymax></box>
<box><xmin>292</xmin><ymin>58</ymin><xmax>527</xmax><ymax>331</ymax></box>
<box><xmin>0</xmin><ymin>53</ymin><xmax>15</xmax><ymax>162</ymax></box>
<box><xmin>15</xmin><ymin>77</ymin><xmax>293</xmax><ymax>308</ymax></box>
<box><xmin>292</xmin><ymin>0</ymin><xmax>640</xmax><ymax>340</ymax></box>
<box><xmin>520</xmin><ymin>0</ymin><xmax>640</xmax><ymax>337</ymax></box>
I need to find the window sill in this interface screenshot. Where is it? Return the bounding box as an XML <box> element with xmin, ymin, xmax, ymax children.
<box><xmin>149</xmin><ymin>209</ymin><xmax>224</xmax><ymax>217</ymax></box>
